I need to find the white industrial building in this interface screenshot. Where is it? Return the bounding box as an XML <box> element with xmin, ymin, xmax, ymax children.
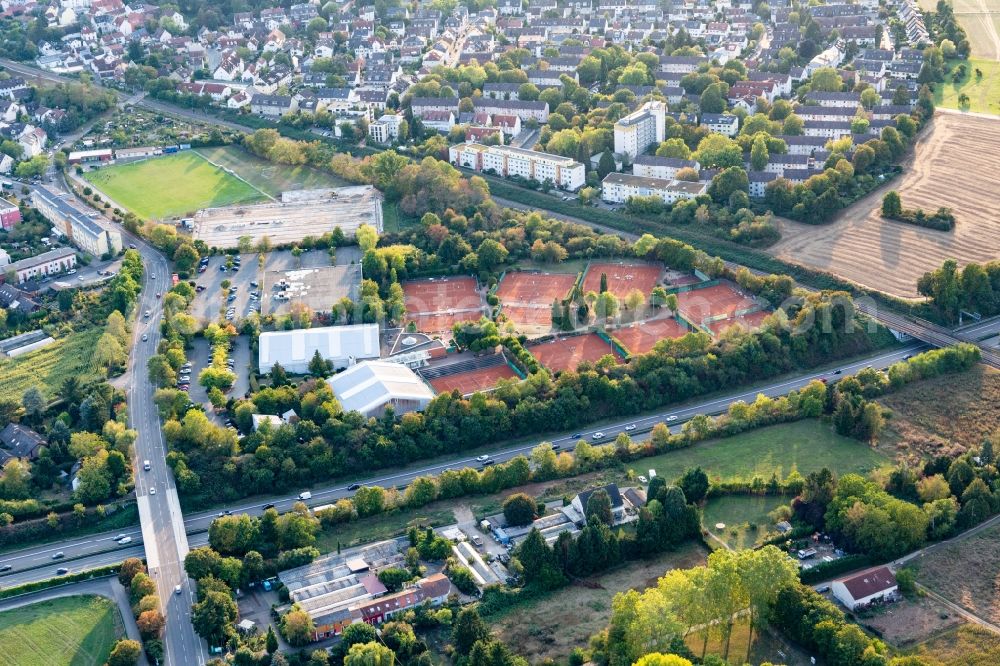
<box><xmin>258</xmin><ymin>324</ymin><xmax>380</xmax><ymax>374</ymax></box>
<box><xmin>326</xmin><ymin>360</ymin><xmax>435</xmax><ymax>417</ymax></box>
<box><xmin>448</xmin><ymin>143</ymin><xmax>586</xmax><ymax>191</ymax></box>
<box><xmin>613</xmin><ymin>101</ymin><xmax>666</xmax><ymax>160</ymax></box>
<box><xmin>601</xmin><ymin>173</ymin><xmax>707</xmax><ymax>205</ymax></box>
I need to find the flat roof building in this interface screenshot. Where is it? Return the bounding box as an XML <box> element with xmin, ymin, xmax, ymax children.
<box><xmin>31</xmin><ymin>187</ymin><xmax>122</xmax><ymax>257</ymax></box>
<box><xmin>258</xmin><ymin>324</ymin><xmax>380</xmax><ymax>374</ymax></box>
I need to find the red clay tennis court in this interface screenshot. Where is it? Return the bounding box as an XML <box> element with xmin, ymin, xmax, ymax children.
<box><xmin>428</xmin><ymin>364</ymin><xmax>518</xmax><ymax>395</ymax></box>
<box><xmin>582</xmin><ymin>261</ymin><xmax>663</xmax><ymax>299</ymax></box>
<box><xmin>708</xmin><ymin>310</ymin><xmax>772</xmax><ymax>337</ymax></box>
<box><xmin>676</xmin><ymin>283</ymin><xmax>759</xmax><ymax>325</ymax></box>
<box><xmin>529</xmin><ymin>333</ymin><xmax>623</xmax><ymax>373</ymax></box>
<box><xmin>502</xmin><ymin>304</ymin><xmax>554</xmax><ymax>328</ymax></box>
<box><xmin>403</xmin><ymin>276</ymin><xmax>484</xmax><ymax>335</ymax></box>
<box><xmin>612</xmin><ymin>318</ymin><xmax>688</xmax><ymax>355</ymax></box>
<box><xmin>497</xmin><ymin>272</ymin><xmax>577</xmax><ymax>304</ymax></box>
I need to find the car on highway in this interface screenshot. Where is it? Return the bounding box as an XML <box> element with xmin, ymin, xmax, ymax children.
<box><xmin>143</xmin><ymin>460</ymin><xmax>151</xmax><ymax>471</ymax></box>
<box><xmin>141</xmin><ymin>333</ymin><xmax>148</xmax><ymax>342</ymax></box>
<box><xmin>475</xmin><ymin>454</ymin><xmax>491</xmax><ymax>462</ymax></box>
<box><xmin>155</xmin><ymin>292</ymin><xmax>161</xmax><ymax>298</ymax></box>
<box><xmin>571</xmin><ymin>433</ymin><xmax>582</xmax><ymax>439</ymax></box>
<box><xmin>0</xmin><ymin>564</ymin><xmax>11</xmax><ymax>572</ymax></box>
<box><xmin>262</xmin><ymin>503</ymin><xmax>275</xmax><ymax>510</ymax></box>
<box><xmin>151</xmin><ymin>274</ymin><xmax>156</xmax><ymax>280</ymax></box>
<box><xmin>625</xmin><ymin>424</ymin><xmax>637</xmax><ymax>431</ymax></box>
<box><xmin>297</xmin><ymin>491</ymin><xmax>312</xmax><ymax>501</ymax></box>
<box><xmin>592</xmin><ymin>432</ymin><xmax>605</xmax><ymax>440</ymax></box>
<box><xmin>52</xmin><ymin>551</ymin><xmax>64</xmax><ymax>559</ymax></box>
<box><xmin>117</xmin><ymin>536</ymin><xmax>132</xmax><ymax>544</ymax></box>
<box><xmin>114</xmin><ymin>533</ymin><xmax>128</xmax><ymax>540</ymax></box>
<box><xmin>175</xmin><ymin>584</ymin><xmax>183</xmax><ymax>595</ymax></box>
<box><xmin>347</xmin><ymin>483</ymin><xmax>360</xmax><ymax>491</ymax></box>
<box><xmin>149</xmin><ymin>487</ymin><xmax>156</xmax><ymax>495</ymax></box>
<box><xmin>551</xmin><ymin>444</ymin><xmax>561</xmax><ymax>451</ymax></box>
<box><xmin>833</xmin><ymin>369</ymin><xmax>843</xmax><ymax>375</ymax></box>
<box><xmin>143</xmin><ymin>310</ymin><xmax>151</xmax><ymax>318</ymax></box>
<box><xmin>666</xmin><ymin>415</ymin><xmax>679</xmax><ymax>422</ymax></box>
<box><xmin>129</xmin><ymin>244</ymin><xmax>136</xmax><ymax>249</ymax></box>
<box><xmin>56</xmin><ymin>567</ymin><xmax>69</xmax><ymax>575</ymax></box>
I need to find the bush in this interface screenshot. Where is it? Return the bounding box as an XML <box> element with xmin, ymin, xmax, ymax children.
<box><xmin>502</xmin><ymin>493</ymin><xmax>537</xmax><ymax>526</ymax></box>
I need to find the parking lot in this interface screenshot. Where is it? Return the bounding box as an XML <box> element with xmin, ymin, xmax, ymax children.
<box><xmin>185</xmin><ymin>334</ymin><xmax>252</xmax><ymax>414</ymax></box>
<box><xmin>188</xmin><ymin>247</ymin><xmax>362</xmax><ymax>325</ymax></box>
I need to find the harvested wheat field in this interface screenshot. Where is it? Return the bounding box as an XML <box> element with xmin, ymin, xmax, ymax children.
<box><xmin>913</xmin><ymin>521</ymin><xmax>1000</xmax><ymax>625</ymax></box>
<box><xmin>769</xmin><ymin>112</ymin><xmax>1000</xmax><ymax>298</ymax></box>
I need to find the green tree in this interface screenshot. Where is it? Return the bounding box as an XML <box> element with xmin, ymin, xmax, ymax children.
<box><xmin>281</xmin><ymin>606</ymin><xmax>315</xmax><ymax>646</ymax></box>
<box><xmin>882</xmin><ymin>190</ymin><xmax>903</xmax><ymax>218</ymax></box>
<box><xmin>750</xmin><ymin>135</ymin><xmax>769</xmax><ymax>171</ymax></box>
<box><xmin>678</xmin><ymin>467</ymin><xmax>709</xmax><ymax>503</ymax></box>
<box><xmin>586</xmin><ymin>488</ymin><xmax>614</xmax><ymax>526</ymax></box>
<box><xmin>108</xmin><ymin>639</ymin><xmax>142</xmax><ymax>666</ymax></box>
<box><xmin>598</xmin><ymin>150</ymin><xmax>617</xmax><ymax>178</ymax></box>
<box><xmin>656</xmin><ymin>138</ymin><xmax>691</xmax><ymax>159</ymax></box>
<box><xmin>192</xmin><ymin>589</ymin><xmax>238</xmax><ymax>645</ymax></box>
<box><xmin>308</xmin><ymin>349</ymin><xmax>331</xmax><ymax>377</ymax></box>
<box><xmin>503</xmin><ymin>492</ymin><xmax>537</xmax><ymax>526</ymax></box>
<box><xmin>344</xmin><ymin>641</ymin><xmax>395</xmax><ymax>666</ymax></box>
<box><xmin>266</xmin><ymin>625</ymin><xmax>279</xmax><ymax>653</ymax></box>
<box><xmin>452</xmin><ymin>607</ymin><xmax>490</xmax><ymax>655</ymax></box>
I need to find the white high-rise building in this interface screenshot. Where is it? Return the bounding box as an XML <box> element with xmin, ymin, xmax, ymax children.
<box><xmin>613</xmin><ymin>101</ymin><xmax>667</xmax><ymax>160</ymax></box>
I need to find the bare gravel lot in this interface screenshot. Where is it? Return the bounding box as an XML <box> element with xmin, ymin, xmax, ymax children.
<box><xmin>769</xmin><ymin>112</ymin><xmax>1000</xmax><ymax>298</ymax></box>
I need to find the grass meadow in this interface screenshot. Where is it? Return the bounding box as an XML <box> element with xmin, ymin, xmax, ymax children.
<box><xmin>0</xmin><ymin>595</ymin><xmax>121</xmax><ymax>666</ymax></box>
<box><xmin>626</xmin><ymin>420</ymin><xmax>888</xmax><ymax>485</ymax></box>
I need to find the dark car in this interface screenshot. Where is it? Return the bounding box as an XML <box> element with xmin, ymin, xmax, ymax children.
<box><xmin>0</xmin><ymin>564</ymin><xmax>11</xmax><ymax>572</ymax></box>
<box><xmin>262</xmin><ymin>503</ymin><xmax>275</xmax><ymax>510</ymax></box>
<box><xmin>571</xmin><ymin>433</ymin><xmax>582</xmax><ymax>439</ymax></box>
<box><xmin>56</xmin><ymin>567</ymin><xmax>69</xmax><ymax>575</ymax></box>
<box><xmin>551</xmin><ymin>444</ymin><xmax>561</xmax><ymax>451</ymax></box>
<box><xmin>347</xmin><ymin>483</ymin><xmax>360</xmax><ymax>491</ymax></box>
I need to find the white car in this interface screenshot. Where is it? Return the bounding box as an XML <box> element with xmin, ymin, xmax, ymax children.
<box><xmin>141</xmin><ymin>334</ymin><xmax>148</xmax><ymax>342</ymax></box>
<box><xmin>117</xmin><ymin>536</ymin><xmax>132</xmax><ymax>544</ymax></box>
<box><xmin>475</xmin><ymin>454</ymin><xmax>491</xmax><ymax>462</ymax></box>
<box><xmin>625</xmin><ymin>424</ymin><xmax>637</xmax><ymax>432</ymax></box>
<box><xmin>592</xmin><ymin>432</ymin><xmax>605</xmax><ymax>440</ymax></box>
<box><xmin>666</xmin><ymin>415</ymin><xmax>679</xmax><ymax>422</ymax></box>
<box><xmin>149</xmin><ymin>487</ymin><xmax>156</xmax><ymax>495</ymax></box>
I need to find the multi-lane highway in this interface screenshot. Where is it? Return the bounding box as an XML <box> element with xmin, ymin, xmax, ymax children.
<box><xmin>0</xmin><ymin>341</ymin><xmax>925</xmax><ymax>588</ymax></box>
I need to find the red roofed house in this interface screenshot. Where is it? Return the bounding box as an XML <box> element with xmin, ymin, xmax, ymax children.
<box><xmin>356</xmin><ymin>573</ymin><xmax>452</xmax><ymax>625</ymax></box>
<box><xmin>832</xmin><ymin>566</ymin><xmax>898</xmax><ymax>611</ymax></box>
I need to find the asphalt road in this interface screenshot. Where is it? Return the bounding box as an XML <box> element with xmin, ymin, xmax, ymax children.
<box><xmin>0</xmin><ymin>341</ymin><xmax>925</xmax><ymax>589</ymax></box>
<box><xmin>13</xmin><ymin>170</ymin><xmax>209</xmax><ymax>664</ymax></box>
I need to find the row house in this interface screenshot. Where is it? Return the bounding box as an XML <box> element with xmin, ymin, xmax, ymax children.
<box><xmin>748</xmin><ymin>170</ymin><xmax>777</xmax><ymax>198</ymax></box>
<box><xmin>805</xmin><ymin>91</ymin><xmax>862</xmax><ymax>108</ymax></box>
<box><xmin>793</xmin><ymin>105</ymin><xmax>859</xmax><ymax>122</ymax></box>
<box><xmin>178</xmin><ymin>81</ymin><xmax>232</xmax><ymax>101</ymax></box>
<box><xmin>632</xmin><ymin>155</ymin><xmax>701</xmax><ymax>180</ymax></box>
<box><xmin>472</xmin><ymin>98</ymin><xmax>549</xmax><ymax>123</ymax></box>
<box><xmin>410</xmin><ymin>97</ymin><xmax>461</xmax><ymax>116</ymax></box>
<box><xmin>802</xmin><ymin>119</ymin><xmax>853</xmax><ymax>139</ymax></box>
<box><xmin>601</xmin><ymin>173</ymin><xmax>708</xmax><ymax>205</ymax></box>
<box><xmin>250</xmin><ymin>94</ymin><xmax>298</xmax><ymax>117</ymax></box>
<box><xmin>449</xmin><ymin>142</ymin><xmax>586</xmax><ymax>190</ymax></box>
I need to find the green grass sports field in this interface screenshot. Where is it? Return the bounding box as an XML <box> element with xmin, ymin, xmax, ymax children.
<box><xmin>194</xmin><ymin>145</ymin><xmax>348</xmax><ymax>196</ymax></box>
<box><xmin>0</xmin><ymin>595</ymin><xmax>120</xmax><ymax>666</ymax></box>
<box><xmin>83</xmin><ymin>150</ymin><xmax>266</xmax><ymax>220</ymax></box>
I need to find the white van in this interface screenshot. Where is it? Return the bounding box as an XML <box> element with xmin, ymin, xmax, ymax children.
<box><xmin>297</xmin><ymin>491</ymin><xmax>312</xmax><ymax>501</ymax></box>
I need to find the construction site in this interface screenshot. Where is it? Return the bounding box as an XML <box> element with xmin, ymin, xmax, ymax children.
<box><xmin>190</xmin><ymin>186</ymin><xmax>383</xmax><ymax>249</ymax></box>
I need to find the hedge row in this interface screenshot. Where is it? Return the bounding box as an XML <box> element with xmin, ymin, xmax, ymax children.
<box><xmin>798</xmin><ymin>554</ymin><xmax>874</xmax><ymax>584</ymax></box>
<box><xmin>0</xmin><ymin>564</ymin><xmax>122</xmax><ymax>600</ymax></box>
